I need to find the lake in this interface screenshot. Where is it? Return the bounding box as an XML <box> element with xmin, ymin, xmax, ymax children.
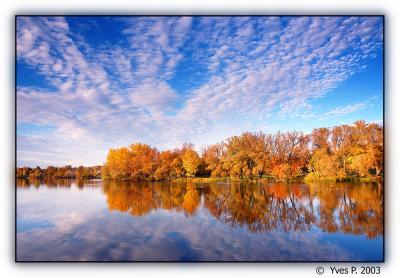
<box><xmin>16</xmin><ymin>179</ymin><xmax>383</xmax><ymax>261</ymax></box>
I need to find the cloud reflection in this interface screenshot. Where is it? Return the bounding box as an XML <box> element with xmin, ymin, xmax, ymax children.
<box><xmin>16</xmin><ymin>180</ymin><xmax>383</xmax><ymax>261</ymax></box>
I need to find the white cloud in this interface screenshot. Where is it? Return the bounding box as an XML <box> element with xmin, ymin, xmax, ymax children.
<box><xmin>320</xmin><ymin>96</ymin><xmax>378</xmax><ymax>120</ymax></box>
<box><xmin>323</xmin><ymin>102</ymin><xmax>369</xmax><ymax>119</ymax></box>
<box><xmin>16</xmin><ymin>16</ymin><xmax>383</xmax><ymax>166</ymax></box>
<box><xmin>130</xmin><ymin>79</ymin><xmax>178</xmax><ymax>112</ymax></box>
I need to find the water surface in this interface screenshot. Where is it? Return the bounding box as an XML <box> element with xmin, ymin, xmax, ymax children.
<box><xmin>16</xmin><ymin>179</ymin><xmax>383</xmax><ymax>261</ymax></box>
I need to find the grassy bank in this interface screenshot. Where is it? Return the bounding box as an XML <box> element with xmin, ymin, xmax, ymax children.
<box><xmin>171</xmin><ymin>175</ymin><xmax>382</xmax><ymax>184</ymax></box>
<box><xmin>170</xmin><ymin>175</ymin><xmax>280</xmax><ymax>183</ymax></box>
<box><xmin>304</xmin><ymin>173</ymin><xmax>383</xmax><ymax>183</ymax></box>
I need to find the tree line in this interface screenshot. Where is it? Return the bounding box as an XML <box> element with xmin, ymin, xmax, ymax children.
<box><xmin>16</xmin><ymin>120</ymin><xmax>382</xmax><ymax>182</ymax></box>
<box><xmin>101</xmin><ymin>120</ymin><xmax>383</xmax><ymax>182</ymax></box>
<box><xmin>16</xmin><ymin>165</ymin><xmax>102</xmax><ymax>180</ymax></box>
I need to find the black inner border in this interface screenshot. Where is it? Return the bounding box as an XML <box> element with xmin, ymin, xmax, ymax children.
<box><xmin>14</xmin><ymin>14</ymin><xmax>385</xmax><ymax>263</ymax></box>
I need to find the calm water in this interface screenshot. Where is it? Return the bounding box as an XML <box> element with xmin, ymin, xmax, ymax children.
<box><xmin>16</xmin><ymin>179</ymin><xmax>383</xmax><ymax>261</ymax></box>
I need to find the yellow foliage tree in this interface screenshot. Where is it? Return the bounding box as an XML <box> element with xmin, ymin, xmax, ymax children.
<box><xmin>181</xmin><ymin>149</ymin><xmax>201</xmax><ymax>178</ymax></box>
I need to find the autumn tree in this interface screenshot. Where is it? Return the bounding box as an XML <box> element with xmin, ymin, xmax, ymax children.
<box><xmin>128</xmin><ymin>143</ymin><xmax>158</xmax><ymax>180</ymax></box>
<box><xmin>28</xmin><ymin>166</ymin><xmax>43</xmax><ymax>179</ymax></box>
<box><xmin>154</xmin><ymin>150</ymin><xmax>181</xmax><ymax>181</ymax></box>
<box><xmin>307</xmin><ymin>121</ymin><xmax>383</xmax><ymax>180</ymax></box>
<box><xmin>347</xmin><ymin>121</ymin><xmax>383</xmax><ymax>177</ymax></box>
<box><xmin>224</xmin><ymin>132</ymin><xmax>269</xmax><ymax>179</ymax></box>
<box><xmin>202</xmin><ymin>142</ymin><xmax>226</xmax><ymax>177</ymax></box>
<box><xmin>102</xmin><ymin>147</ymin><xmax>131</xmax><ymax>180</ymax></box>
<box><xmin>75</xmin><ymin>166</ymin><xmax>85</xmax><ymax>179</ymax></box>
<box><xmin>181</xmin><ymin>148</ymin><xmax>201</xmax><ymax>178</ymax></box>
<box><xmin>44</xmin><ymin>166</ymin><xmax>57</xmax><ymax>179</ymax></box>
<box><xmin>268</xmin><ymin>131</ymin><xmax>310</xmax><ymax>181</ymax></box>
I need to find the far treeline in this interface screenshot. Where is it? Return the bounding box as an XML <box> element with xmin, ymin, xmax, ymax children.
<box><xmin>16</xmin><ymin>120</ymin><xmax>383</xmax><ymax>183</ymax></box>
<box><xmin>101</xmin><ymin>120</ymin><xmax>383</xmax><ymax>182</ymax></box>
<box><xmin>16</xmin><ymin>165</ymin><xmax>102</xmax><ymax>180</ymax></box>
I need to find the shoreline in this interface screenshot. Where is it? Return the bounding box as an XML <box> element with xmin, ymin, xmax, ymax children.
<box><xmin>16</xmin><ymin>175</ymin><xmax>383</xmax><ymax>184</ymax></box>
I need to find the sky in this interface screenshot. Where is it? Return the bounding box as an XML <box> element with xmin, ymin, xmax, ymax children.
<box><xmin>16</xmin><ymin>16</ymin><xmax>383</xmax><ymax>167</ymax></box>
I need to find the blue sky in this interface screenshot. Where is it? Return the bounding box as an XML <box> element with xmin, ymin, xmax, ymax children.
<box><xmin>16</xmin><ymin>16</ymin><xmax>383</xmax><ymax>167</ymax></box>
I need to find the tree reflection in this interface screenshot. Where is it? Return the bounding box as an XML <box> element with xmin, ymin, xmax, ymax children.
<box><xmin>16</xmin><ymin>178</ymin><xmax>102</xmax><ymax>189</ymax></box>
<box><xmin>100</xmin><ymin>180</ymin><xmax>382</xmax><ymax>238</ymax></box>
<box><xmin>182</xmin><ymin>184</ymin><xmax>200</xmax><ymax>216</ymax></box>
<box><xmin>17</xmin><ymin>178</ymin><xmax>382</xmax><ymax>238</ymax></box>
<box><xmin>102</xmin><ymin>181</ymin><xmax>202</xmax><ymax>217</ymax></box>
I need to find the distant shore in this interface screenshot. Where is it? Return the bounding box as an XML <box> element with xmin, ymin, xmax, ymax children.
<box><xmin>16</xmin><ymin>175</ymin><xmax>383</xmax><ymax>184</ymax></box>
